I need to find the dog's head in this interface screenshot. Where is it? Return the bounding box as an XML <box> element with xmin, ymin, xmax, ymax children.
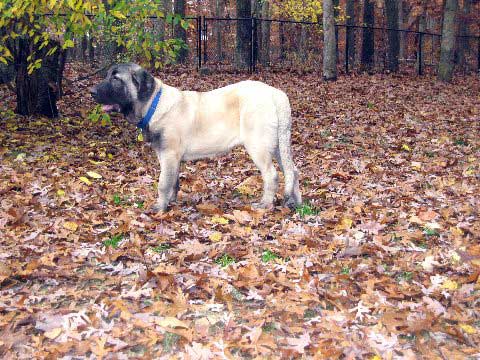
<box><xmin>90</xmin><ymin>63</ymin><xmax>155</xmax><ymax>122</ymax></box>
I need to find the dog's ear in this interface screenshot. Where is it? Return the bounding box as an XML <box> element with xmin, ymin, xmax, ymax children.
<box><xmin>132</xmin><ymin>67</ymin><xmax>155</xmax><ymax>102</ymax></box>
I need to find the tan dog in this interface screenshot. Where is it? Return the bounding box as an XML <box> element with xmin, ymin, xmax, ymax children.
<box><xmin>91</xmin><ymin>63</ymin><xmax>302</xmax><ymax>212</ymax></box>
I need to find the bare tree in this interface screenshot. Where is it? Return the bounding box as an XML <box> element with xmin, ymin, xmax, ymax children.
<box><xmin>260</xmin><ymin>0</ymin><xmax>271</xmax><ymax>66</ymax></box>
<box><xmin>398</xmin><ymin>0</ymin><xmax>404</xmax><ymax>60</ymax></box>
<box><xmin>235</xmin><ymin>0</ymin><xmax>251</xmax><ymax>70</ymax></box>
<box><xmin>458</xmin><ymin>0</ymin><xmax>472</xmax><ymax>71</ymax></box>
<box><xmin>213</xmin><ymin>0</ymin><xmax>223</xmax><ymax>61</ymax></box>
<box><xmin>174</xmin><ymin>0</ymin><xmax>187</xmax><ymax>63</ymax></box>
<box><xmin>438</xmin><ymin>0</ymin><xmax>459</xmax><ymax>82</ymax></box>
<box><xmin>385</xmin><ymin>0</ymin><xmax>399</xmax><ymax>72</ymax></box>
<box><xmin>361</xmin><ymin>0</ymin><xmax>375</xmax><ymax>72</ymax></box>
<box><xmin>346</xmin><ymin>0</ymin><xmax>355</xmax><ymax>67</ymax></box>
<box><xmin>323</xmin><ymin>0</ymin><xmax>337</xmax><ymax>80</ymax></box>
<box><xmin>415</xmin><ymin>0</ymin><xmax>427</xmax><ymax>75</ymax></box>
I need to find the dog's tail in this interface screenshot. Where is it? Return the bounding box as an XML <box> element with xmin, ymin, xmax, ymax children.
<box><xmin>274</xmin><ymin>90</ymin><xmax>302</xmax><ymax>208</ymax></box>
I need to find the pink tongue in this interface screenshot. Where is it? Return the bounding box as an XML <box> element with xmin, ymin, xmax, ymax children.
<box><xmin>102</xmin><ymin>104</ymin><xmax>115</xmax><ymax>112</ymax></box>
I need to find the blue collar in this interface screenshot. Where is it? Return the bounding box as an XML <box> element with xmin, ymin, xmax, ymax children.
<box><xmin>137</xmin><ymin>88</ymin><xmax>162</xmax><ymax>130</ymax></box>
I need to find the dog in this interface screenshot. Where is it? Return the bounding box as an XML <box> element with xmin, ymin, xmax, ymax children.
<box><xmin>90</xmin><ymin>63</ymin><xmax>302</xmax><ymax>212</ymax></box>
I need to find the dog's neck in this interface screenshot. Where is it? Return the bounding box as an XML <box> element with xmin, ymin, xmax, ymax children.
<box><xmin>127</xmin><ymin>79</ymin><xmax>163</xmax><ymax>124</ymax></box>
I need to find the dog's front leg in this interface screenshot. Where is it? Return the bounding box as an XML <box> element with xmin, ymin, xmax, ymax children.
<box><xmin>152</xmin><ymin>151</ymin><xmax>180</xmax><ymax>212</ymax></box>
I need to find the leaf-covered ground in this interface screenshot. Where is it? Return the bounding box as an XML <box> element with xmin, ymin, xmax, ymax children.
<box><xmin>1</xmin><ymin>68</ymin><xmax>479</xmax><ymax>359</ymax></box>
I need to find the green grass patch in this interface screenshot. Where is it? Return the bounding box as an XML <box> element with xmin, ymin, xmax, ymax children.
<box><xmin>215</xmin><ymin>253</ymin><xmax>235</xmax><ymax>268</ymax></box>
<box><xmin>296</xmin><ymin>202</ymin><xmax>319</xmax><ymax>218</ymax></box>
<box><xmin>262</xmin><ymin>322</ymin><xmax>276</xmax><ymax>333</ymax></box>
<box><xmin>340</xmin><ymin>266</ymin><xmax>351</xmax><ymax>275</ymax></box>
<box><xmin>423</xmin><ymin>226</ymin><xmax>439</xmax><ymax>237</ymax></box>
<box><xmin>113</xmin><ymin>193</ymin><xmax>122</xmax><ymax>205</ymax></box>
<box><xmin>454</xmin><ymin>138</ymin><xmax>468</xmax><ymax>146</ymax></box>
<box><xmin>396</xmin><ymin>271</ymin><xmax>413</xmax><ymax>283</ymax></box>
<box><xmin>103</xmin><ymin>234</ymin><xmax>124</xmax><ymax>248</ymax></box>
<box><xmin>261</xmin><ymin>249</ymin><xmax>279</xmax><ymax>263</ymax></box>
<box><xmin>162</xmin><ymin>332</ymin><xmax>180</xmax><ymax>353</ymax></box>
<box><xmin>152</xmin><ymin>243</ymin><xmax>171</xmax><ymax>253</ymax></box>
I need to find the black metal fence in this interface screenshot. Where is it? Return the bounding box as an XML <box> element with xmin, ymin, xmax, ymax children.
<box><xmin>70</xmin><ymin>15</ymin><xmax>480</xmax><ymax>76</ymax></box>
<box><xmin>194</xmin><ymin>17</ymin><xmax>480</xmax><ymax>75</ymax></box>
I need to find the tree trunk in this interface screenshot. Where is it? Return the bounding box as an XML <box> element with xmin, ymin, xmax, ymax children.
<box><xmin>299</xmin><ymin>26</ymin><xmax>307</xmax><ymax>62</ymax></box>
<box><xmin>260</xmin><ymin>0</ymin><xmax>271</xmax><ymax>66</ymax></box>
<box><xmin>323</xmin><ymin>0</ymin><xmax>337</xmax><ymax>80</ymax></box>
<box><xmin>398</xmin><ymin>0</ymin><xmax>404</xmax><ymax>59</ymax></box>
<box><xmin>361</xmin><ymin>0</ymin><xmax>375</xmax><ymax>72</ymax></box>
<box><xmin>88</xmin><ymin>35</ymin><xmax>95</xmax><ymax>63</ymax></box>
<box><xmin>174</xmin><ymin>0</ymin><xmax>188</xmax><ymax>63</ymax></box>
<box><xmin>438</xmin><ymin>0</ymin><xmax>459</xmax><ymax>82</ymax></box>
<box><xmin>333</xmin><ymin>0</ymin><xmax>339</xmax><ymax>57</ymax></box>
<box><xmin>346</xmin><ymin>0</ymin><xmax>355</xmax><ymax>67</ymax></box>
<box><xmin>458</xmin><ymin>0</ymin><xmax>471</xmax><ymax>71</ymax></box>
<box><xmin>14</xmin><ymin>37</ymin><xmax>60</xmax><ymax>118</ymax></box>
<box><xmin>214</xmin><ymin>0</ymin><xmax>223</xmax><ymax>61</ymax></box>
<box><xmin>235</xmin><ymin>0</ymin><xmax>251</xmax><ymax>70</ymax></box>
<box><xmin>416</xmin><ymin>1</ymin><xmax>427</xmax><ymax>75</ymax></box>
<box><xmin>385</xmin><ymin>0</ymin><xmax>399</xmax><ymax>72</ymax></box>
<box><xmin>279</xmin><ymin>22</ymin><xmax>285</xmax><ymax>61</ymax></box>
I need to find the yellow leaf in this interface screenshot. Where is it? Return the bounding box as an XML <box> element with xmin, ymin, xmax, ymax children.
<box><xmin>111</xmin><ymin>10</ymin><xmax>126</xmax><ymax>19</ymax></box>
<box><xmin>79</xmin><ymin>176</ymin><xmax>92</xmax><ymax>185</ymax></box>
<box><xmin>211</xmin><ymin>216</ymin><xmax>229</xmax><ymax>225</ymax></box>
<box><xmin>401</xmin><ymin>144</ymin><xmax>411</xmax><ymax>152</ymax></box>
<box><xmin>63</xmin><ymin>221</ymin><xmax>78</xmax><ymax>232</ymax></box>
<box><xmin>441</xmin><ymin>279</ymin><xmax>458</xmax><ymax>291</ymax></box>
<box><xmin>44</xmin><ymin>327</ymin><xmax>62</xmax><ymax>339</ymax></box>
<box><xmin>209</xmin><ymin>232</ymin><xmax>222</xmax><ymax>242</ymax></box>
<box><xmin>57</xmin><ymin>189</ymin><xmax>65</xmax><ymax>197</ymax></box>
<box><xmin>137</xmin><ymin>132</ymin><xmax>144</xmax><ymax>142</ymax></box>
<box><xmin>155</xmin><ymin>317</ymin><xmax>189</xmax><ymax>329</ymax></box>
<box><xmin>336</xmin><ymin>217</ymin><xmax>353</xmax><ymax>231</ymax></box>
<box><xmin>460</xmin><ymin>324</ymin><xmax>476</xmax><ymax>334</ymax></box>
<box><xmin>465</xmin><ymin>168</ymin><xmax>475</xmax><ymax>176</ymax></box>
<box><xmin>88</xmin><ymin>159</ymin><xmax>104</xmax><ymax>165</ymax></box>
<box><xmin>450</xmin><ymin>226</ymin><xmax>464</xmax><ymax>237</ymax></box>
<box><xmin>63</xmin><ymin>39</ymin><xmax>74</xmax><ymax>49</ymax></box>
<box><xmin>370</xmin><ymin>356</ymin><xmax>382</xmax><ymax>360</ymax></box>
<box><xmin>87</xmin><ymin>171</ymin><xmax>102</xmax><ymax>179</ymax></box>
<box><xmin>450</xmin><ymin>251</ymin><xmax>461</xmax><ymax>264</ymax></box>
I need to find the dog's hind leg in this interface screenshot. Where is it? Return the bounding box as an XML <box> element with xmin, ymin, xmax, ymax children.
<box><xmin>274</xmin><ymin>92</ymin><xmax>302</xmax><ymax>208</ymax></box>
<box><xmin>170</xmin><ymin>176</ymin><xmax>180</xmax><ymax>202</ymax></box>
<box><xmin>245</xmin><ymin>143</ymin><xmax>278</xmax><ymax>209</ymax></box>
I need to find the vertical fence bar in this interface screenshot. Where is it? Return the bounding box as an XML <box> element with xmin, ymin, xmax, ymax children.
<box><xmin>345</xmin><ymin>25</ymin><xmax>350</xmax><ymax>74</ymax></box>
<box><xmin>250</xmin><ymin>17</ymin><xmax>255</xmax><ymax>73</ymax></box>
<box><xmin>203</xmin><ymin>18</ymin><xmax>207</xmax><ymax>64</ymax></box>
<box><xmin>417</xmin><ymin>32</ymin><xmax>423</xmax><ymax>76</ymax></box>
<box><xmin>197</xmin><ymin>16</ymin><xmax>202</xmax><ymax>70</ymax></box>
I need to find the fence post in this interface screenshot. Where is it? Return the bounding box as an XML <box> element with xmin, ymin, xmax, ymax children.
<box><xmin>203</xmin><ymin>17</ymin><xmax>208</xmax><ymax>64</ymax></box>
<box><xmin>417</xmin><ymin>32</ymin><xmax>423</xmax><ymax>76</ymax></box>
<box><xmin>345</xmin><ymin>25</ymin><xmax>350</xmax><ymax>74</ymax></box>
<box><xmin>250</xmin><ymin>17</ymin><xmax>256</xmax><ymax>73</ymax></box>
<box><xmin>197</xmin><ymin>16</ymin><xmax>202</xmax><ymax>70</ymax></box>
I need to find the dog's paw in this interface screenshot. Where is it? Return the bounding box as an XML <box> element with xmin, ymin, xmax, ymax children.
<box><xmin>252</xmin><ymin>201</ymin><xmax>274</xmax><ymax>210</ymax></box>
<box><xmin>151</xmin><ymin>202</ymin><xmax>167</xmax><ymax>213</ymax></box>
<box><xmin>282</xmin><ymin>197</ymin><xmax>297</xmax><ymax>210</ymax></box>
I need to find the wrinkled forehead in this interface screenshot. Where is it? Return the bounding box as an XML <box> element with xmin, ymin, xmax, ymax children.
<box><xmin>106</xmin><ymin>63</ymin><xmax>142</xmax><ymax>78</ymax></box>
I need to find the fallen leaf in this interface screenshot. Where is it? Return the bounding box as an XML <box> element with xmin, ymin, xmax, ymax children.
<box><xmin>44</xmin><ymin>327</ymin><xmax>62</xmax><ymax>340</ymax></box>
<box><xmin>63</xmin><ymin>221</ymin><xmax>78</xmax><ymax>232</ymax></box>
<box><xmin>86</xmin><ymin>171</ymin><xmax>102</xmax><ymax>179</ymax></box>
